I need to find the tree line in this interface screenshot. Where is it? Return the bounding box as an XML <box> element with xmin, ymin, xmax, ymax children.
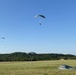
<box><xmin>0</xmin><ymin>52</ymin><xmax>76</xmax><ymax>61</ymax></box>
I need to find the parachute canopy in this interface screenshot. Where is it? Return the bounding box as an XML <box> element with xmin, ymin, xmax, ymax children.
<box><xmin>1</xmin><ymin>37</ymin><xmax>5</xmax><ymax>39</ymax></box>
<box><xmin>35</xmin><ymin>15</ymin><xmax>45</xmax><ymax>19</ymax></box>
<box><xmin>58</xmin><ymin>64</ymin><xmax>76</xmax><ymax>70</ymax></box>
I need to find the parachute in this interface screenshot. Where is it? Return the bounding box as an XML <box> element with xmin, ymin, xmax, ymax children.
<box><xmin>35</xmin><ymin>14</ymin><xmax>45</xmax><ymax>25</ymax></box>
<box><xmin>0</xmin><ymin>37</ymin><xmax>5</xmax><ymax>42</ymax></box>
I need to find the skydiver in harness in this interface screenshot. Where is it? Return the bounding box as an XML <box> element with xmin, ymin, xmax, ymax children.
<box><xmin>39</xmin><ymin>23</ymin><xmax>41</xmax><ymax>25</ymax></box>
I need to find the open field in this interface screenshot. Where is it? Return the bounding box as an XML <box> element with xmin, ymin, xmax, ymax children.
<box><xmin>0</xmin><ymin>60</ymin><xmax>76</xmax><ymax>75</ymax></box>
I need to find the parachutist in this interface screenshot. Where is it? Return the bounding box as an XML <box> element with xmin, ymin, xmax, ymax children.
<box><xmin>39</xmin><ymin>23</ymin><xmax>41</xmax><ymax>25</ymax></box>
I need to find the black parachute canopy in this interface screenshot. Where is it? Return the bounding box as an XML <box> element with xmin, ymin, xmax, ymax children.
<box><xmin>35</xmin><ymin>14</ymin><xmax>45</xmax><ymax>19</ymax></box>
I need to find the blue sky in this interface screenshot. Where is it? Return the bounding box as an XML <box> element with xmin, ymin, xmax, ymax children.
<box><xmin>0</xmin><ymin>0</ymin><xmax>76</xmax><ymax>55</ymax></box>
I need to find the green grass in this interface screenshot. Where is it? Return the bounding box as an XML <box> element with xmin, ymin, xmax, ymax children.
<box><xmin>0</xmin><ymin>60</ymin><xmax>76</xmax><ymax>75</ymax></box>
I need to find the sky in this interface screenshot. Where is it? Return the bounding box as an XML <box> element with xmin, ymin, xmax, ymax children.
<box><xmin>0</xmin><ymin>0</ymin><xmax>76</xmax><ymax>55</ymax></box>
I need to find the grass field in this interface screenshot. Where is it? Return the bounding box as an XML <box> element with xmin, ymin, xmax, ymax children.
<box><xmin>0</xmin><ymin>60</ymin><xmax>76</xmax><ymax>75</ymax></box>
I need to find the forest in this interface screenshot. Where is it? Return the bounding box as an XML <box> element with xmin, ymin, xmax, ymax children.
<box><xmin>0</xmin><ymin>52</ymin><xmax>76</xmax><ymax>61</ymax></box>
